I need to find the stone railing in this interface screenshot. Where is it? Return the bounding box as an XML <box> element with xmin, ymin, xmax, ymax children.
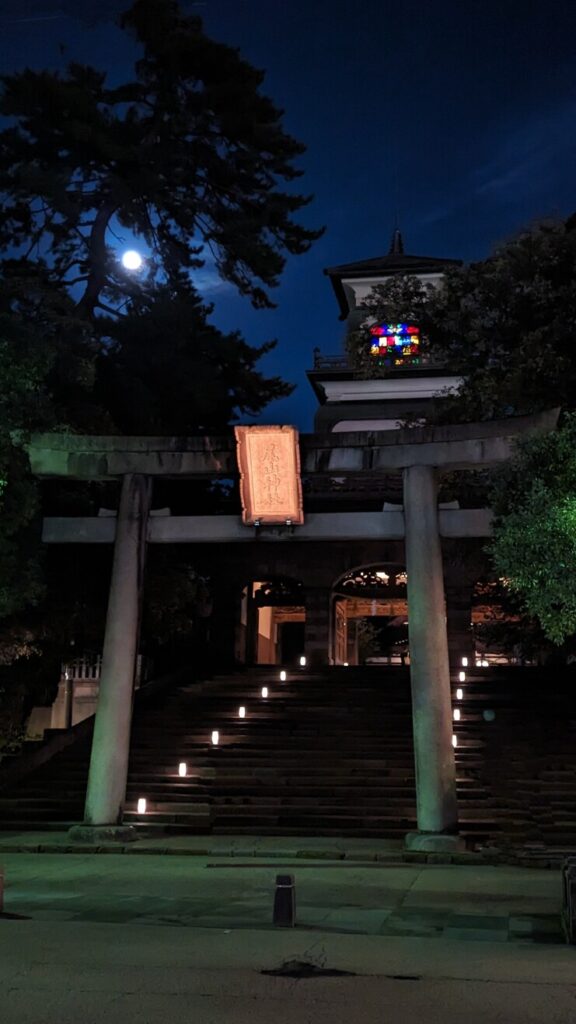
<box><xmin>312</xmin><ymin>348</ymin><xmax>439</xmax><ymax>371</ymax></box>
<box><xmin>312</xmin><ymin>349</ymin><xmax>350</xmax><ymax>370</ymax></box>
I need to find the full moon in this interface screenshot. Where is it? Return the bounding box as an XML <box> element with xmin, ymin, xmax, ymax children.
<box><xmin>121</xmin><ymin>249</ymin><xmax>143</xmax><ymax>271</ymax></box>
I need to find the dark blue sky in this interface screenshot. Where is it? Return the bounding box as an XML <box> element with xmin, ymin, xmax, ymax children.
<box><xmin>2</xmin><ymin>0</ymin><xmax>576</xmax><ymax>429</ymax></box>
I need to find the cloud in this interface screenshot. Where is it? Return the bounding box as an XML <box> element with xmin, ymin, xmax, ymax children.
<box><xmin>420</xmin><ymin>94</ymin><xmax>576</xmax><ymax>229</ymax></box>
<box><xmin>192</xmin><ymin>267</ymin><xmax>235</xmax><ymax>296</ymax></box>
<box><xmin>473</xmin><ymin>96</ymin><xmax>576</xmax><ymax>203</ymax></box>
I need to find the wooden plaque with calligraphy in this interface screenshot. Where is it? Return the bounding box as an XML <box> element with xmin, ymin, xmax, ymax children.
<box><xmin>234</xmin><ymin>425</ymin><xmax>304</xmax><ymax>526</ymax></box>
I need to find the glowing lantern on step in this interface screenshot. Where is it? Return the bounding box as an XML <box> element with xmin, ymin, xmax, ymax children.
<box><xmin>137</xmin><ymin>797</ymin><xmax>147</xmax><ymax>814</ymax></box>
<box><xmin>453</xmin><ymin>708</ymin><xmax>461</xmax><ymax>721</ymax></box>
<box><xmin>211</xmin><ymin>730</ymin><xmax>219</xmax><ymax>746</ymax></box>
<box><xmin>458</xmin><ymin>671</ymin><xmax>466</xmax><ymax>683</ymax></box>
<box><xmin>344</xmin><ymin>662</ymin><xmax>349</xmax><ymax>666</ymax></box>
<box><xmin>481</xmin><ymin>660</ymin><xmax>489</xmax><ymax>667</ymax></box>
<box><xmin>461</xmin><ymin>656</ymin><xmax>468</xmax><ymax>667</ymax></box>
<box><xmin>261</xmin><ymin>687</ymin><xmax>268</xmax><ymax>698</ymax></box>
<box><xmin>299</xmin><ymin>655</ymin><xmax>307</xmax><ymax>667</ymax></box>
<box><xmin>178</xmin><ymin>762</ymin><xmax>188</xmax><ymax>777</ymax></box>
<box><xmin>452</xmin><ymin>734</ymin><xmax>458</xmax><ymax>748</ymax></box>
<box><xmin>456</xmin><ymin>688</ymin><xmax>463</xmax><ymax>701</ymax></box>
<box><xmin>238</xmin><ymin>706</ymin><xmax>246</xmax><ymax>719</ymax></box>
<box><xmin>280</xmin><ymin>670</ymin><xmax>287</xmax><ymax>682</ymax></box>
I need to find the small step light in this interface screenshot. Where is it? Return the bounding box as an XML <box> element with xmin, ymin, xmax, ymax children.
<box><xmin>458</xmin><ymin>671</ymin><xmax>466</xmax><ymax>683</ymax></box>
<box><xmin>178</xmin><ymin>762</ymin><xmax>188</xmax><ymax>777</ymax></box>
<box><xmin>238</xmin><ymin>706</ymin><xmax>246</xmax><ymax>719</ymax></box>
<box><xmin>453</xmin><ymin>708</ymin><xmax>461</xmax><ymax>721</ymax></box>
<box><xmin>299</xmin><ymin>655</ymin><xmax>307</xmax><ymax>667</ymax></box>
<box><xmin>452</xmin><ymin>734</ymin><xmax>458</xmax><ymax>748</ymax></box>
<box><xmin>280</xmin><ymin>670</ymin><xmax>287</xmax><ymax>682</ymax></box>
<box><xmin>344</xmin><ymin>662</ymin><xmax>349</xmax><ymax>666</ymax></box>
<box><xmin>137</xmin><ymin>797</ymin><xmax>147</xmax><ymax>814</ymax></box>
<box><xmin>456</xmin><ymin>687</ymin><xmax>463</xmax><ymax>701</ymax></box>
<box><xmin>461</xmin><ymin>656</ymin><xmax>468</xmax><ymax>667</ymax></box>
<box><xmin>211</xmin><ymin>730</ymin><xmax>219</xmax><ymax>745</ymax></box>
<box><xmin>261</xmin><ymin>687</ymin><xmax>268</xmax><ymax>698</ymax></box>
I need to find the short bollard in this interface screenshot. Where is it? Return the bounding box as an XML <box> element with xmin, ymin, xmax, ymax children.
<box><xmin>273</xmin><ymin>874</ymin><xmax>296</xmax><ymax>927</ymax></box>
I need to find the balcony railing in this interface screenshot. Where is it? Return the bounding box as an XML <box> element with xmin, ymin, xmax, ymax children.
<box><xmin>312</xmin><ymin>348</ymin><xmax>437</xmax><ymax>371</ymax></box>
<box><xmin>312</xmin><ymin>349</ymin><xmax>349</xmax><ymax>370</ymax></box>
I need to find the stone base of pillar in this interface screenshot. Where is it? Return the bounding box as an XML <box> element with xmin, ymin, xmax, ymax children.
<box><xmin>405</xmin><ymin>830</ymin><xmax>464</xmax><ymax>853</ymax></box>
<box><xmin>67</xmin><ymin>824</ymin><xmax>139</xmax><ymax>844</ymax></box>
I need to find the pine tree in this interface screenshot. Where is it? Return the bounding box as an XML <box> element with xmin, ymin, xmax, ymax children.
<box><xmin>0</xmin><ymin>0</ymin><xmax>322</xmax><ymax>319</ymax></box>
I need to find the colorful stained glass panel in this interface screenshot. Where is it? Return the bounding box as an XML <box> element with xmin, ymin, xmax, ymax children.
<box><xmin>369</xmin><ymin>322</ymin><xmax>421</xmax><ymax>367</ymax></box>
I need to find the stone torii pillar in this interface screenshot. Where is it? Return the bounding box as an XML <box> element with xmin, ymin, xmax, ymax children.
<box><xmin>403</xmin><ymin>465</ymin><xmax>458</xmax><ymax>850</ymax></box>
<box><xmin>70</xmin><ymin>473</ymin><xmax>151</xmax><ymax>841</ymax></box>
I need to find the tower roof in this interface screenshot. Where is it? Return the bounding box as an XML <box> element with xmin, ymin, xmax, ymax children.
<box><xmin>323</xmin><ymin>240</ymin><xmax>462</xmax><ymax>319</ymax></box>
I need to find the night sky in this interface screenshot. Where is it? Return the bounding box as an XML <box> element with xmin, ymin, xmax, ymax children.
<box><xmin>1</xmin><ymin>0</ymin><xmax>576</xmax><ymax>430</ymax></box>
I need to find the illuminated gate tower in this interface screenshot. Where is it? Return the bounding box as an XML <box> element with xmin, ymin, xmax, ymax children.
<box><xmin>308</xmin><ymin>230</ymin><xmax>476</xmax><ymax>672</ymax></box>
<box><xmin>310</xmin><ymin>229</ymin><xmax>463</xmax><ymax>434</ymax></box>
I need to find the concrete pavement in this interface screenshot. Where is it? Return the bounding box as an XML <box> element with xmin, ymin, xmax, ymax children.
<box><xmin>2</xmin><ymin>917</ymin><xmax>576</xmax><ymax>1024</ymax></box>
<box><xmin>0</xmin><ymin>849</ymin><xmax>564</xmax><ymax>940</ymax></box>
<box><xmin>1</xmin><ymin>843</ymin><xmax>573</xmax><ymax>1022</ymax></box>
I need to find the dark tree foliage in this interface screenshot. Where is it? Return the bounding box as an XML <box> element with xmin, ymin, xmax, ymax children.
<box><xmin>98</xmin><ymin>278</ymin><xmax>291</xmax><ymax>434</ymax></box>
<box><xmin>345</xmin><ymin>275</ymin><xmax>434</xmax><ymax>379</ymax></box>
<box><xmin>0</xmin><ymin>1</ymin><xmax>322</xmax><ymax>703</ymax></box>
<box><xmin>488</xmin><ymin>415</ymin><xmax>576</xmax><ymax>644</ymax></box>
<box><xmin>0</xmin><ymin>0</ymin><xmax>322</xmax><ymax>317</ymax></box>
<box><xmin>429</xmin><ymin>218</ymin><xmax>576</xmax><ymax>421</ymax></box>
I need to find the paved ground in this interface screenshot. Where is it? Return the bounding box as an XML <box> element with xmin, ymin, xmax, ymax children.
<box><xmin>2</xmin><ymin>916</ymin><xmax>576</xmax><ymax>1024</ymax></box>
<box><xmin>0</xmin><ymin>844</ymin><xmax>574</xmax><ymax>1023</ymax></box>
<box><xmin>0</xmin><ymin>847</ymin><xmax>564</xmax><ymax>941</ymax></box>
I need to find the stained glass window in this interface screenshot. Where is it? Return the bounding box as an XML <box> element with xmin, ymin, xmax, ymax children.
<box><xmin>369</xmin><ymin>323</ymin><xmax>421</xmax><ymax>367</ymax></box>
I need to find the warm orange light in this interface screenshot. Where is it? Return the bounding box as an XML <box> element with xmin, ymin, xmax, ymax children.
<box><xmin>235</xmin><ymin>425</ymin><xmax>304</xmax><ymax>526</ymax></box>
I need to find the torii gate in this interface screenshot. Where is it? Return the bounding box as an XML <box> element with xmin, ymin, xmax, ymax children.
<box><xmin>27</xmin><ymin>409</ymin><xmax>557</xmax><ymax>851</ymax></box>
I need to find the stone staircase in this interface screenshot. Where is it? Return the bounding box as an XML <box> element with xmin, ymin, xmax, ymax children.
<box><xmin>0</xmin><ymin>666</ymin><xmax>575</xmax><ymax>845</ymax></box>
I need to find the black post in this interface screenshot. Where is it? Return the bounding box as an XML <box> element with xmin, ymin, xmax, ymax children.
<box><xmin>273</xmin><ymin>874</ymin><xmax>296</xmax><ymax>927</ymax></box>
